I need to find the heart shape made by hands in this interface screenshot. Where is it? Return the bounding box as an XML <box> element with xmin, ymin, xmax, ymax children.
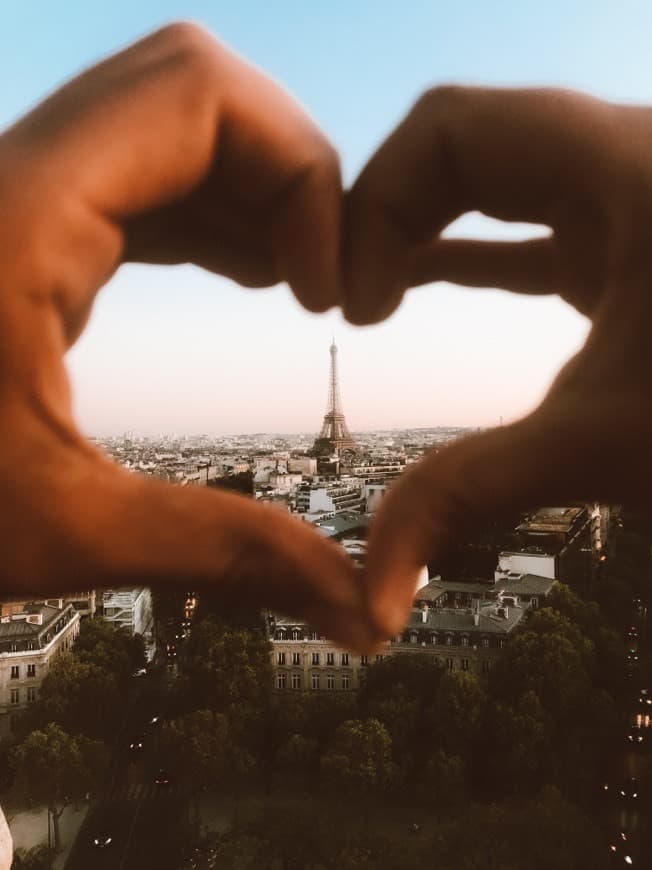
<box><xmin>1</xmin><ymin>22</ymin><xmax>652</xmax><ymax>652</ymax></box>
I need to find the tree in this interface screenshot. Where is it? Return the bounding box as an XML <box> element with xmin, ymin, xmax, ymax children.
<box><xmin>10</xmin><ymin>724</ymin><xmax>108</xmax><ymax>851</ymax></box>
<box><xmin>321</xmin><ymin>719</ymin><xmax>393</xmax><ymax>796</ymax></box>
<box><xmin>74</xmin><ymin>617</ymin><xmax>145</xmax><ymax>679</ymax></box>
<box><xmin>20</xmin><ymin>652</ymin><xmax>121</xmax><ymax>740</ymax></box>
<box><xmin>179</xmin><ymin>617</ymin><xmax>272</xmax><ymax>753</ymax></box>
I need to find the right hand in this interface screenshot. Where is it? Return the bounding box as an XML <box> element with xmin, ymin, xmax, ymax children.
<box><xmin>344</xmin><ymin>85</ymin><xmax>652</xmax><ymax>636</ymax></box>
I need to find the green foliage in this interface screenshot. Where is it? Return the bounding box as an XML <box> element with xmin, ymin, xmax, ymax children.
<box><xmin>74</xmin><ymin>617</ymin><xmax>146</xmax><ymax>678</ymax></box>
<box><xmin>10</xmin><ymin>723</ymin><xmax>108</xmax><ymax>850</ymax></box>
<box><xmin>20</xmin><ymin>651</ymin><xmax>121</xmax><ymax>740</ymax></box>
<box><xmin>181</xmin><ymin>617</ymin><xmax>272</xmax><ymax>714</ymax></box>
<box><xmin>321</xmin><ymin>718</ymin><xmax>393</xmax><ymax>795</ymax></box>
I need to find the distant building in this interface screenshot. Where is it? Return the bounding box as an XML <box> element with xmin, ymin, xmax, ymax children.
<box><xmin>100</xmin><ymin>588</ymin><xmax>154</xmax><ymax>658</ymax></box>
<box><xmin>0</xmin><ymin>603</ymin><xmax>80</xmax><ymax>728</ymax></box>
<box><xmin>296</xmin><ymin>481</ymin><xmax>364</xmax><ymax>515</ymax></box>
<box><xmin>267</xmin><ymin>567</ymin><xmax>535</xmax><ymax>693</ymax></box>
<box><xmin>0</xmin><ymin>590</ymin><xmax>96</xmax><ymax>618</ymax></box>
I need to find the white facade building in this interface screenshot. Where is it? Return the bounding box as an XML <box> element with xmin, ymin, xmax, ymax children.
<box><xmin>101</xmin><ymin>587</ymin><xmax>154</xmax><ymax>657</ymax></box>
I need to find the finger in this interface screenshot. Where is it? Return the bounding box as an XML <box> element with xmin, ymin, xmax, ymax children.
<box><xmin>408</xmin><ymin>236</ymin><xmax>598</xmax><ymax>317</ymax></box>
<box><xmin>410</xmin><ymin>237</ymin><xmax>556</xmax><ymax>294</ymax></box>
<box><xmin>5</xmin><ymin>22</ymin><xmax>341</xmax><ymax>322</ymax></box>
<box><xmin>10</xmin><ymin>456</ymin><xmax>379</xmax><ymax>653</ymax></box>
<box><xmin>363</xmin><ymin>383</ymin><xmax>645</xmax><ymax>639</ymax></box>
<box><xmin>344</xmin><ymin>86</ymin><xmax>616</xmax><ymax>324</ymax></box>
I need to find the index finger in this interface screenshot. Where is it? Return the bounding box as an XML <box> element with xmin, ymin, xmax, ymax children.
<box><xmin>343</xmin><ymin>86</ymin><xmax>618</xmax><ymax>324</ymax></box>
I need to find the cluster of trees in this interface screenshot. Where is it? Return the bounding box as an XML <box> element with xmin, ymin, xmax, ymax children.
<box><xmin>182</xmin><ymin>786</ymin><xmax>609</xmax><ymax>870</ymax></box>
<box><xmin>7</xmin><ymin>619</ymin><xmax>146</xmax><ymax>850</ymax></box>
<box><xmin>151</xmin><ymin>583</ymin><xmax>623</xmax><ymax>868</ymax></box>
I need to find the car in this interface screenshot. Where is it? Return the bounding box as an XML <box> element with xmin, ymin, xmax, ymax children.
<box><xmin>92</xmin><ymin>832</ymin><xmax>113</xmax><ymax>849</ymax></box>
<box><xmin>129</xmin><ymin>734</ymin><xmax>145</xmax><ymax>753</ymax></box>
<box><xmin>149</xmin><ymin>715</ymin><xmax>162</xmax><ymax>727</ymax></box>
<box><xmin>609</xmin><ymin>831</ymin><xmax>635</xmax><ymax>866</ymax></box>
<box><xmin>638</xmin><ymin>689</ymin><xmax>652</xmax><ymax>707</ymax></box>
<box><xmin>627</xmin><ymin>627</ymin><xmax>639</xmax><ymax>639</ymax></box>
<box><xmin>132</xmin><ymin>667</ymin><xmax>147</xmax><ymax>677</ymax></box>
<box><xmin>618</xmin><ymin>777</ymin><xmax>640</xmax><ymax>801</ymax></box>
<box><xmin>627</xmin><ymin>652</ymin><xmax>639</xmax><ymax>663</ymax></box>
<box><xmin>154</xmin><ymin>768</ymin><xmax>171</xmax><ymax>787</ymax></box>
<box><xmin>627</xmin><ymin>725</ymin><xmax>644</xmax><ymax>745</ymax></box>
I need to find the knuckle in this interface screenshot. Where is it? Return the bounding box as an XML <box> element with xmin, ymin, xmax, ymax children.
<box><xmin>411</xmin><ymin>84</ymin><xmax>466</xmax><ymax>119</ymax></box>
<box><xmin>154</xmin><ymin>20</ymin><xmax>216</xmax><ymax>54</ymax></box>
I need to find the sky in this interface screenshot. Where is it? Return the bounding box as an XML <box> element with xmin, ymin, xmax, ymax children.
<box><xmin>2</xmin><ymin>1</ymin><xmax>651</xmax><ymax>435</ymax></box>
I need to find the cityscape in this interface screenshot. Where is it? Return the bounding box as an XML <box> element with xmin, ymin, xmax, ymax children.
<box><xmin>0</xmin><ymin>342</ymin><xmax>648</xmax><ymax>868</ymax></box>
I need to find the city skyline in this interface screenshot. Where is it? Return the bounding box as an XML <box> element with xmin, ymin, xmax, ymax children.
<box><xmin>6</xmin><ymin>2</ymin><xmax>648</xmax><ymax>433</ymax></box>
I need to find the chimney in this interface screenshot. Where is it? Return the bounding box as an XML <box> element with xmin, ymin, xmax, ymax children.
<box><xmin>473</xmin><ymin>611</ymin><xmax>480</xmax><ymax>626</ymax></box>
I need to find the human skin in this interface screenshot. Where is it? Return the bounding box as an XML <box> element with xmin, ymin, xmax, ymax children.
<box><xmin>0</xmin><ymin>22</ymin><xmax>377</xmax><ymax>655</ymax></box>
<box><xmin>345</xmin><ymin>86</ymin><xmax>652</xmax><ymax>635</ymax></box>
<box><xmin>1</xmin><ymin>22</ymin><xmax>650</xmax><ymax>659</ymax></box>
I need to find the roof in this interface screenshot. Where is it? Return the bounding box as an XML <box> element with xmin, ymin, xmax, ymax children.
<box><xmin>314</xmin><ymin>512</ymin><xmax>372</xmax><ymax>538</ymax></box>
<box><xmin>495</xmin><ymin>574</ymin><xmax>556</xmax><ymax>597</ymax></box>
<box><xmin>0</xmin><ymin>603</ymin><xmax>69</xmax><ymax>639</ymax></box>
<box><xmin>516</xmin><ymin>506</ymin><xmax>586</xmax><ymax>535</ymax></box>
<box><xmin>406</xmin><ymin>604</ymin><xmax>525</xmax><ymax>635</ymax></box>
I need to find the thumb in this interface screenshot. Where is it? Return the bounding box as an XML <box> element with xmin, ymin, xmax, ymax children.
<box><xmin>364</xmin><ymin>398</ymin><xmax>612</xmax><ymax>639</ymax></box>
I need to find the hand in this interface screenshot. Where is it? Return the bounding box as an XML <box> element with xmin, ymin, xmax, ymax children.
<box><xmin>0</xmin><ymin>22</ymin><xmax>377</xmax><ymax>651</ymax></box>
<box><xmin>345</xmin><ymin>86</ymin><xmax>652</xmax><ymax>635</ymax></box>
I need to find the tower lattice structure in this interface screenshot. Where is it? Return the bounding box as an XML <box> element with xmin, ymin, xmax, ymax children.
<box><xmin>313</xmin><ymin>341</ymin><xmax>357</xmax><ymax>457</ymax></box>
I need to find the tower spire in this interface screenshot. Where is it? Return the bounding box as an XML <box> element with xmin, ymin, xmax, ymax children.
<box><xmin>313</xmin><ymin>339</ymin><xmax>356</xmax><ymax>457</ymax></box>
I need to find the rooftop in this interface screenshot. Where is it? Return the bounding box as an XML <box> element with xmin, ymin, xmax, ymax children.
<box><xmin>516</xmin><ymin>506</ymin><xmax>586</xmax><ymax>535</ymax></box>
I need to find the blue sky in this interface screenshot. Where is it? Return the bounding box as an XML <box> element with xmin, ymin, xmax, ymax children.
<box><xmin>2</xmin><ymin>1</ymin><xmax>650</xmax><ymax>434</ymax></box>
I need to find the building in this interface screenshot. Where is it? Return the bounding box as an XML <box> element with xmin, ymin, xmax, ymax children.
<box><xmin>0</xmin><ymin>603</ymin><xmax>80</xmax><ymax>727</ymax></box>
<box><xmin>100</xmin><ymin>588</ymin><xmax>154</xmax><ymax>659</ymax></box>
<box><xmin>0</xmin><ymin>590</ymin><xmax>96</xmax><ymax>618</ymax></box>
<box><xmin>296</xmin><ymin>481</ymin><xmax>364</xmax><ymax>515</ymax></box>
<box><xmin>268</xmin><ymin>568</ymin><xmax>530</xmax><ymax>691</ymax></box>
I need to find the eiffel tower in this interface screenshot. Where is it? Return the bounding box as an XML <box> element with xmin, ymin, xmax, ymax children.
<box><xmin>313</xmin><ymin>340</ymin><xmax>357</xmax><ymax>457</ymax></box>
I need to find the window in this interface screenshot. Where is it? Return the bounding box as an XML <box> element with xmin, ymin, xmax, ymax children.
<box><xmin>10</xmin><ymin>689</ymin><xmax>19</xmax><ymax>705</ymax></box>
<box><xmin>275</xmin><ymin>630</ymin><xmax>285</xmax><ymax>640</ymax></box>
<box><xmin>291</xmin><ymin>674</ymin><xmax>301</xmax><ymax>690</ymax></box>
<box><xmin>311</xmin><ymin>632</ymin><xmax>319</xmax><ymax>641</ymax></box>
<box><xmin>10</xmin><ymin>666</ymin><xmax>19</xmax><ymax>680</ymax></box>
<box><xmin>291</xmin><ymin>630</ymin><xmax>300</xmax><ymax>641</ymax></box>
<box><xmin>360</xmin><ymin>655</ymin><xmax>368</xmax><ymax>666</ymax></box>
<box><xmin>446</xmin><ymin>658</ymin><xmax>454</xmax><ymax>671</ymax></box>
<box><xmin>499</xmin><ymin>639</ymin><xmax>506</xmax><ymax>649</ymax></box>
<box><xmin>431</xmin><ymin>634</ymin><xmax>438</xmax><ymax>645</ymax></box>
<box><xmin>27</xmin><ymin>641</ymin><xmax>35</xmax><ymax>651</ymax></box>
<box><xmin>277</xmin><ymin>674</ymin><xmax>287</xmax><ymax>689</ymax></box>
<box><xmin>312</xmin><ymin>652</ymin><xmax>320</xmax><ymax>666</ymax></box>
<box><xmin>9</xmin><ymin>643</ymin><xmax>17</xmax><ymax>653</ymax></box>
<box><xmin>326</xmin><ymin>652</ymin><xmax>335</xmax><ymax>666</ymax></box>
<box><xmin>410</xmin><ymin>632</ymin><xmax>417</xmax><ymax>645</ymax></box>
<box><xmin>327</xmin><ymin>674</ymin><xmax>335</xmax><ymax>690</ymax></box>
<box><xmin>312</xmin><ymin>673</ymin><xmax>320</xmax><ymax>690</ymax></box>
<box><xmin>531</xmin><ymin>597</ymin><xmax>538</xmax><ymax>609</ymax></box>
<box><xmin>446</xmin><ymin>635</ymin><xmax>453</xmax><ymax>646</ymax></box>
<box><xmin>27</xmin><ymin>687</ymin><xmax>36</xmax><ymax>703</ymax></box>
<box><xmin>342</xmin><ymin>674</ymin><xmax>350</xmax><ymax>690</ymax></box>
<box><xmin>461</xmin><ymin>659</ymin><xmax>469</xmax><ymax>671</ymax></box>
<box><xmin>461</xmin><ymin>636</ymin><xmax>469</xmax><ymax>647</ymax></box>
<box><xmin>375</xmin><ymin>654</ymin><xmax>384</xmax><ymax>663</ymax></box>
<box><xmin>481</xmin><ymin>637</ymin><xmax>489</xmax><ymax>649</ymax></box>
<box><xmin>292</xmin><ymin>652</ymin><xmax>301</xmax><ymax>666</ymax></box>
<box><xmin>341</xmin><ymin>653</ymin><xmax>349</xmax><ymax>666</ymax></box>
<box><xmin>482</xmin><ymin>660</ymin><xmax>491</xmax><ymax>673</ymax></box>
<box><xmin>277</xmin><ymin>652</ymin><xmax>286</xmax><ymax>665</ymax></box>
